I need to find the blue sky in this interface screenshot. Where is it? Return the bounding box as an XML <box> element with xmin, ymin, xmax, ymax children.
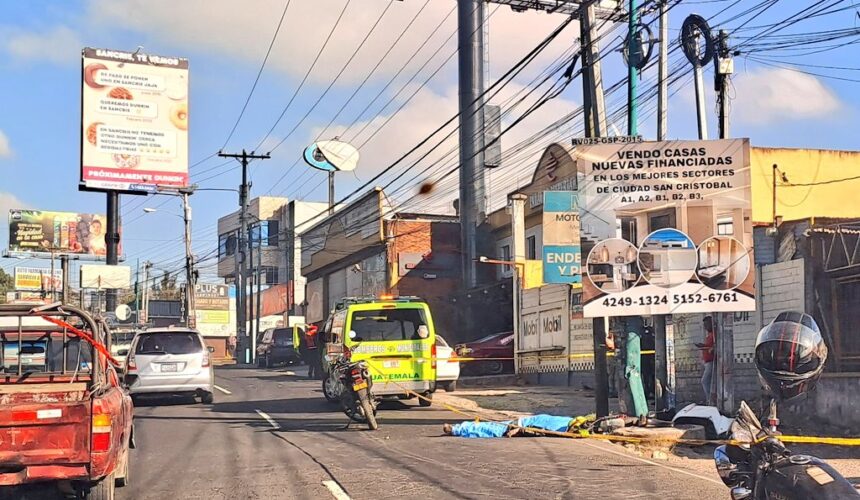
<box><xmin>1</xmin><ymin>0</ymin><xmax>858</xmax><ymax>284</ymax></box>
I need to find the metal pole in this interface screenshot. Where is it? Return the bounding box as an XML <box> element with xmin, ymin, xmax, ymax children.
<box><xmin>105</xmin><ymin>191</ymin><xmax>120</xmax><ymax>312</ymax></box>
<box><xmin>50</xmin><ymin>250</ymin><xmax>56</xmax><ymax>302</ymax></box>
<box><xmin>627</xmin><ymin>0</ymin><xmax>639</xmax><ymax>136</ymax></box>
<box><xmin>328</xmin><ymin>171</ymin><xmax>335</xmax><ymax>215</ymax></box>
<box><xmin>457</xmin><ymin>0</ymin><xmax>487</xmax><ymax>289</ymax></box>
<box><xmin>182</xmin><ymin>191</ymin><xmax>196</xmax><ymax>328</ymax></box>
<box><xmin>510</xmin><ymin>194</ymin><xmax>527</xmax><ymax>375</ymax></box>
<box><xmin>60</xmin><ymin>255</ymin><xmax>70</xmax><ymax>304</ymax></box>
<box><xmin>657</xmin><ymin>0</ymin><xmax>668</xmax><ymax>140</ymax></box>
<box><xmin>248</xmin><ymin>222</ymin><xmax>255</xmax><ymax>362</ymax></box>
<box><xmin>141</xmin><ymin>261</ymin><xmax>150</xmax><ymax>325</ymax></box>
<box><xmin>694</xmin><ymin>67</ymin><xmax>708</xmax><ymax>140</ymax></box>
<box><xmin>593</xmin><ymin>318</ymin><xmax>609</xmax><ymax>417</ymax></box>
<box><xmin>256</xmin><ymin>243</ymin><xmax>262</xmax><ymax>358</ymax></box>
<box><xmin>134</xmin><ymin>258</ymin><xmax>140</xmax><ymax>324</ymax></box>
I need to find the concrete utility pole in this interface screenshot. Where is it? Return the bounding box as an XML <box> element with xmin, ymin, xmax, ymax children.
<box><xmin>182</xmin><ymin>190</ymin><xmax>196</xmax><ymax>329</ymax></box>
<box><xmin>657</xmin><ymin>0</ymin><xmax>668</xmax><ymax>140</ymax></box>
<box><xmin>218</xmin><ymin>149</ymin><xmax>270</xmax><ymax>364</ymax></box>
<box><xmin>581</xmin><ymin>2</ymin><xmax>608</xmax><ymax>138</ymax></box>
<box><xmin>510</xmin><ymin>193</ymin><xmax>528</xmax><ymax>375</ymax></box>
<box><xmin>457</xmin><ymin>0</ymin><xmax>487</xmax><ymax>290</ymax></box>
<box><xmin>714</xmin><ymin>29</ymin><xmax>735</xmax><ymax>414</ymax></box>
<box><xmin>141</xmin><ymin>261</ymin><xmax>152</xmax><ymax>325</ymax></box>
<box><xmin>60</xmin><ymin>255</ymin><xmax>70</xmax><ymax>304</ymax></box>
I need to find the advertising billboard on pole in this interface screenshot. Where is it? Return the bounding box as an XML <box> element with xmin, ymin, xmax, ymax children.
<box><xmin>81</xmin><ymin>47</ymin><xmax>189</xmax><ymax>192</ymax></box>
<box><xmin>8</xmin><ymin>209</ymin><xmax>117</xmax><ymax>258</ymax></box>
<box><xmin>542</xmin><ymin>191</ymin><xmax>581</xmax><ymax>285</ymax></box>
<box><xmin>576</xmin><ymin>139</ymin><xmax>754</xmax><ymax>317</ymax></box>
<box><xmin>14</xmin><ymin>267</ymin><xmax>63</xmax><ymax>292</ymax></box>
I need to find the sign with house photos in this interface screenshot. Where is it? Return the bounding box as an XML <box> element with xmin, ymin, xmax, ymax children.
<box><xmin>576</xmin><ymin>139</ymin><xmax>755</xmax><ymax>317</ymax></box>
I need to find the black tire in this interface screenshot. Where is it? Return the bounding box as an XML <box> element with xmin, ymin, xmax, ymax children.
<box><xmin>200</xmin><ymin>391</ymin><xmax>214</xmax><ymax>404</ymax></box>
<box><xmin>443</xmin><ymin>381</ymin><xmax>456</xmax><ymax>392</ymax></box>
<box><xmin>87</xmin><ymin>474</ymin><xmax>115</xmax><ymax>500</ymax></box>
<box><xmin>419</xmin><ymin>393</ymin><xmax>433</xmax><ymax>407</ymax></box>
<box><xmin>484</xmin><ymin>361</ymin><xmax>504</xmax><ymax>375</ymax></box>
<box><xmin>323</xmin><ymin>376</ymin><xmax>340</xmax><ymax>403</ymax></box>
<box><xmin>360</xmin><ymin>394</ymin><xmax>378</xmax><ymax>430</ymax></box>
<box><xmin>115</xmin><ymin>449</ymin><xmax>130</xmax><ymax>487</ymax></box>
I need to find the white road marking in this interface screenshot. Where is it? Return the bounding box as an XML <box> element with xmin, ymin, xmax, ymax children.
<box><xmin>213</xmin><ymin>385</ymin><xmax>232</xmax><ymax>395</ymax></box>
<box><xmin>255</xmin><ymin>409</ymin><xmax>280</xmax><ymax>430</ymax></box>
<box><xmin>322</xmin><ymin>480</ymin><xmax>351</xmax><ymax>500</ymax></box>
<box><xmin>578</xmin><ymin>440</ymin><xmax>724</xmax><ymax>486</ymax></box>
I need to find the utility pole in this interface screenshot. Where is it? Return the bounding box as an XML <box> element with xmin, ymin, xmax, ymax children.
<box><xmin>627</xmin><ymin>0</ymin><xmax>639</xmax><ymax>136</ymax></box>
<box><xmin>218</xmin><ymin>149</ymin><xmax>270</xmax><ymax>364</ymax></box>
<box><xmin>509</xmin><ymin>194</ymin><xmax>527</xmax><ymax>376</ymax></box>
<box><xmin>181</xmin><ymin>190</ymin><xmax>196</xmax><ymax>328</ymax></box>
<box><xmin>135</xmin><ymin>258</ymin><xmax>140</xmax><ymax>326</ymax></box>
<box><xmin>657</xmin><ymin>0</ymin><xmax>669</xmax><ymax>140</ymax></box>
<box><xmin>714</xmin><ymin>28</ymin><xmax>735</xmax><ymax>414</ymax></box>
<box><xmin>457</xmin><ymin>0</ymin><xmax>487</xmax><ymax>290</ymax></box>
<box><xmin>580</xmin><ymin>1</ymin><xmax>608</xmax><ymax>137</ymax></box>
<box><xmin>141</xmin><ymin>261</ymin><xmax>152</xmax><ymax>325</ymax></box>
<box><xmin>248</xmin><ymin>222</ymin><xmax>256</xmax><ymax>362</ymax></box>
<box><xmin>105</xmin><ymin>192</ymin><xmax>121</xmax><ymax>312</ymax></box>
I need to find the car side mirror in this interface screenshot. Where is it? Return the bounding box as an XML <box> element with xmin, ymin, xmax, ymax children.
<box><xmin>208</xmin><ymin>346</ymin><xmax>215</xmax><ymax>353</ymax></box>
<box><xmin>348</xmin><ymin>330</ymin><xmax>357</xmax><ymax>339</ymax></box>
<box><xmin>117</xmin><ymin>349</ymin><xmax>129</xmax><ymax>357</ymax></box>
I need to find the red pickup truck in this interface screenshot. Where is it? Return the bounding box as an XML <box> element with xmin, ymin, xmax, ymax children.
<box><xmin>0</xmin><ymin>303</ymin><xmax>134</xmax><ymax>499</ymax></box>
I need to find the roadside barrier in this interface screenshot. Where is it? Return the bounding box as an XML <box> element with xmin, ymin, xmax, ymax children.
<box><xmin>417</xmin><ymin>350</ymin><xmax>656</xmax><ymax>363</ymax></box>
<box><xmin>360</xmin><ymin>361</ymin><xmax>860</xmax><ymax>448</ymax></box>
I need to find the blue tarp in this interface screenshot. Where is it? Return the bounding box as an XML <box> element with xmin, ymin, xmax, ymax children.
<box><xmin>449</xmin><ymin>414</ymin><xmax>573</xmax><ymax>438</ymax></box>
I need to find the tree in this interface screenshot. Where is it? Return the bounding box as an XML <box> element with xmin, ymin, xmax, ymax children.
<box><xmin>0</xmin><ymin>268</ymin><xmax>14</xmax><ymax>304</ymax></box>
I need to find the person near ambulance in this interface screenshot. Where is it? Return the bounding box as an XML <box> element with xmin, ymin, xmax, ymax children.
<box><xmin>299</xmin><ymin>324</ymin><xmax>322</xmax><ymax>380</ymax></box>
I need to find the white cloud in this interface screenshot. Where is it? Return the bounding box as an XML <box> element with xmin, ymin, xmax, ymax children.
<box><xmin>3</xmin><ymin>26</ymin><xmax>82</xmax><ymax>65</ymax></box>
<box><xmin>732</xmin><ymin>68</ymin><xmax>841</xmax><ymax>125</ymax></box>
<box><xmin>0</xmin><ymin>130</ymin><xmax>11</xmax><ymax>158</ymax></box>
<box><xmin>86</xmin><ymin>0</ymin><xmax>574</xmax><ymax>86</ymax></box>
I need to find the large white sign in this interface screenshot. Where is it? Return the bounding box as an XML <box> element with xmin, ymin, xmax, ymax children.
<box><xmin>81</xmin><ymin>47</ymin><xmax>189</xmax><ymax>192</ymax></box>
<box><xmin>576</xmin><ymin>139</ymin><xmax>755</xmax><ymax>317</ymax></box>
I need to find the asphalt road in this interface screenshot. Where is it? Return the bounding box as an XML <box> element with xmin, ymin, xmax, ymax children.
<box><xmin>111</xmin><ymin>365</ymin><xmax>727</xmax><ymax>500</ymax></box>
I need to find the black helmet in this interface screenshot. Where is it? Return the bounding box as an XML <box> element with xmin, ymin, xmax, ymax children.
<box><xmin>754</xmin><ymin>311</ymin><xmax>827</xmax><ymax>402</ymax></box>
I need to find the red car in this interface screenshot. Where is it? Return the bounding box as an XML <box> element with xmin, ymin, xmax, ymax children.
<box><xmin>455</xmin><ymin>332</ymin><xmax>514</xmax><ymax>376</ymax></box>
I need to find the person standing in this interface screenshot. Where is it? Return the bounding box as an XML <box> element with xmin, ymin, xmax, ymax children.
<box><xmin>696</xmin><ymin>316</ymin><xmax>716</xmax><ymax>405</ymax></box>
<box><xmin>300</xmin><ymin>324</ymin><xmax>322</xmax><ymax>380</ymax></box>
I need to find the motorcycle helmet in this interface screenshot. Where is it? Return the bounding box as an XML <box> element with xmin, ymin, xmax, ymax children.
<box><xmin>754</xmin><ymin>311</ymin><xmax>828</xmax><ymax>402</ymax></box>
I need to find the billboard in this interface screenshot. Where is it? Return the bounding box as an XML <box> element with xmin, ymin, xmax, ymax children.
<box><xmin>542</xmin><ymin>191</ymin><xmax>581</xmax><ymax>285</ymax></box>
<box><xmin>576</xmin><ymin>139</ymin><xmax>754</xmax><ymax>317</ymax></box>
<box><xmin>194</xmin><ymin>284</ymin><xmax>234</xmax><ymax>336</ymax></box>
<box><xmin>14</xmin><ymin>267</ymin><xmax>63</xmax><ymax>292</ymax></box>
<box><xmin>8</xmin><ymin>209</ymin><xmax>115</xmax><ymax>257</ymax></box>
<box><xmin>80</xmin><ymin>264</ymin><xmax>131</xmax><ymax>289</ymax></box>
<box><xmin>81</xmin><ymin>47</ymin><xmax>189</xmax><ymax>192</ymax></box>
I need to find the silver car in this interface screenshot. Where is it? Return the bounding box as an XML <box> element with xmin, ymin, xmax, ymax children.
<box><xmin>123</xmin><ymin>328</ymin><xmax>215</xmax><ymax>403</ymax></box>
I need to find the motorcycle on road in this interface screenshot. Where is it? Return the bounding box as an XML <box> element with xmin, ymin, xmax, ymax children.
<box><xmin>325</xmin><ymin>332</ymin><xmax>378</xmax><ymax>430</ymax></box>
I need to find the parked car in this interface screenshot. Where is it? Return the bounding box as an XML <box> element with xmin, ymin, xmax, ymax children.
<box><xmin>256</xmin><ymin>327</ymin><xmax>301</xmax><ymax>368</ymax></box>
<box><xmin>435</xmin><ymin>335</ymin><xmax>460</xmax><ymax>392</ymax></box>
<box><xmin>0</xmin><ymin>303</ymin><xmax>134</xmax><ymax>499</ymax></box>
<box><xmin>123</xmin><ymin>327</ymin><xmax>215</xmax><ymax>404</ymax></box>
<box><xmin>455</xmin><ymin>332</ymin><xmax>515</xmax><ymax>376</ymax></box>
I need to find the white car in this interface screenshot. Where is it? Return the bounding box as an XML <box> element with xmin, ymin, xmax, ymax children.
<box><xmin>124</xmin><ymin>328</ymin><xmax>215</xmax><ymax>404</ymax></box>
<box><xmin>435</xmin><ymin>335</ymin><xmax>460</xmax><ymax>392</ymax></box>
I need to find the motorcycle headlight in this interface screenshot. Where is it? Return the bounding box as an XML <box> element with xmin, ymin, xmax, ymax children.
<box><xmin>713</xmin><ymin>445</ymin><xmax>738</xmax><ymax>486</ymax></box>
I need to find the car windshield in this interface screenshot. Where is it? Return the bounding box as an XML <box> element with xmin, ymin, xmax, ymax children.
<box><xmin>436</xmin><ymin>336</ymin><xmax>449</xmax><ymax>348</ymax></box>
<box><xmin>471</xmin><ymin>332</ymin><xmax>510</xmax><ymax>344</ymax></box>
<box><xmin>135</xmin><ymin>333</ymin><xmax>202</xmax><ymax>355</ymax></box>
<box><xmin>350</xmin><ymin>308</ymin><xmax>429</xmax><ymax>342</ymax></box>
<box><xmin>273</xmin><ymin>330</ymin><xmax>293</xmax><ymax>346</ymax></box>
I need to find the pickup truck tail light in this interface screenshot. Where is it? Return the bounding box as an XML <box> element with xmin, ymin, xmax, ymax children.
<box><xmin>431</xmin><ymin>344</ymin><xmax>437</xmax><ymax>369</ymax></box>
<box><xmin>92</xmin><ymin>413</ymin><xmax>112</xmax><ymax>452</ymax></box>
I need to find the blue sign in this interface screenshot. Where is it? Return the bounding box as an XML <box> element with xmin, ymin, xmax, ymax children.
<box><xmin>542</xmin><ymin>245</ymin><xmax>582</xmax><ymax>284</ymax></box>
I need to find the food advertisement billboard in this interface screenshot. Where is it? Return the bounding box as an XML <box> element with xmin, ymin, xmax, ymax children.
<box><xmin>14</xmin><ymin>267</ymin><xmax>63</xmax><ymax>292</ymax></box>
<box><xmin>81</xmin><ymin>47</ymin><xmax>189</xmax><ymax>192</ymax></box>
<box><xmin>8</xmin><ymin>209</ymin><xmax>115</xmax><ymax>257</ymax></box>
<box><xmin>575</xmin><ymin>139</ymin><xmax>754</xmax><ymax>317</ymax></box>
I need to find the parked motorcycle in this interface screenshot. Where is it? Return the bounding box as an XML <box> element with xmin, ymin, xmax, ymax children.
<box><xmin>714</xmin><ymin>312</ymin><xmax>860</xmax><ymax>499</ymax></box>
<box><xmin>327</xmin><ymin>333</ymin><xmax>378</xmax><ymax>430</ymax></box>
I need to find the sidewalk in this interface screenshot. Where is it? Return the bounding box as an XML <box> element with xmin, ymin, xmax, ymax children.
<box><xmin>435</xmin><ymin>383</ymin><xmax>860</xmax><ymax>481</ymax></box>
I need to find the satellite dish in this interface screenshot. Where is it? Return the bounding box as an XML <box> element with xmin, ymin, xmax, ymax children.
<box><xmin>302</xmin><ymin>140</ymin><xmax>359</xmax><ymax>173</ymax></box>
<box><xmin>115</xmin><ymin>304</ymin><xmax>131</xmax><ymax>321</ymax></box>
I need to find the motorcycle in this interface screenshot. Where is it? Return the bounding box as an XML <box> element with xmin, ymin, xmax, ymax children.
<box><xmin>326</xmin><ymin>333</ymin><xmax>378</xmax><ymax>430</ymax></box>
<box><xmin>714</xmin><ymin>399</ymin><xmax>860</xmax><ymax>499</ymax></box>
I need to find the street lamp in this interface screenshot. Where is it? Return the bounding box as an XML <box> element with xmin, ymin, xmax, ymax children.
<box><xmin>141</xmin><ymin>196</ymin><xmax>196</xmax><ymax>329</ymax></box>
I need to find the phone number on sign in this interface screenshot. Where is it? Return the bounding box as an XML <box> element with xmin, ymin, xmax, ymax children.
<box><xmin>601</xmin><ymin>292</ymin><xmax>739</xmax><ymax>308</ymax></box>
